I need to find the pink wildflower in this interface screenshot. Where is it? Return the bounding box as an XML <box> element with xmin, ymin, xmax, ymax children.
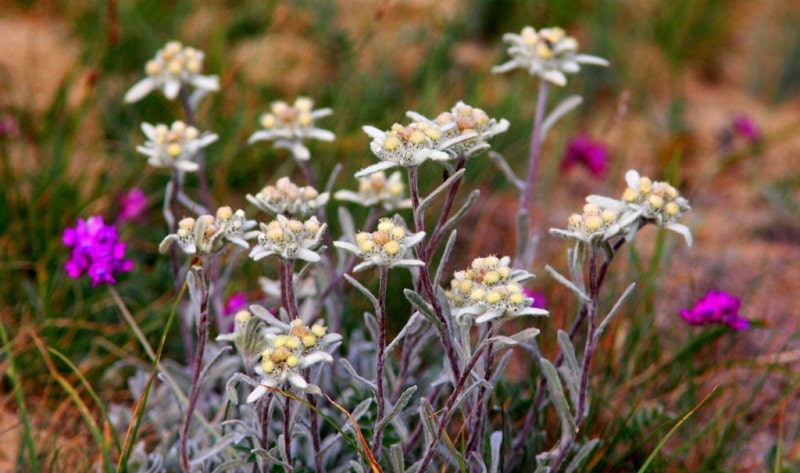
<box><xmin>63</xmin><ymin>216</ymin><xmax>133</xmax><ymax>286</ymax></box>
<box><xmin>679</xmin><ymin>290</ymin><xmax>748</xmax><ymax>331</ymax></box>
<box><xmin>560</xmin><ymin>134</ymin><xmax>608</xmax><ymax>177</ymax></box>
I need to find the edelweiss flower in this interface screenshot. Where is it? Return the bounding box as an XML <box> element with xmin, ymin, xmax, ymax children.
<box><xmin>333</xmin><ymin>217</ymin><xmax>424</xmax><ymax>272</ymax></box>
<box><xmin>333</xmin><ymin>171</ymin><xmax>412</xmax><ymax>211</ymax></box>
<box><xmin>407</xmin><ymin>101</ymin><xmax>509</xmax><ymax>159</ymax></box>
<box><xmin>356</xmin><ymin>122</ymin><xmax>452</xmax><ymax>178</ymax></box>
<box><xmin>447</xmin><ymin>255</ymin><xmax>548</xmax><ymax>325</ymax></box>
<box><xmin>550</xmin><ymin>202</ymin><xmax>636</xmax><ymax>246</ymax></box>
<box><xmin>136</xmin><ymin>121</ymin><xmax>218</xmax><ymax>172</ymax></box>
<box><xmin>587</xmin><ymin>170</ymin><xmax>692</xmax><ymax>246</ymax></box>
<box><xmin>492</xmin><ymin>26</ymin><xmax>609</xmax><ymax>87</ymax></box>
<box><xmin>124</xmin><ymin>40</ymin><xmax>219</xmax><ymax>103</ymax></box>
<box><xmin>158</xmin><ymin>206</ymin><xmax>256</xmax><ymax>255</ymax></box>
<box><xmin>248</xmin><ymin>97</ymin><xmax>335</xmax><ymax>161</ymax></box>
<box><xmin>249</xmin><ymin>214</ymin><xmax>327</xmax><ymax>263</ymax></box>
<box><xmin>246</xmin><ymin>177</ymin><xmax>329</xmax><ymax>217</ymax></box>
<box><xmin>246</xmin><ymin>315</ymin><xmax>340</xmax><ymax>402</ymax></box>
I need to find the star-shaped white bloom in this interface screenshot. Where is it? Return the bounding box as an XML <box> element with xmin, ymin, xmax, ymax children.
<box><xmin>246</xmin><ymin>177</ymin><xmax>329</xmax><ymax>217</ymax></box>
<box><xmin>248</xmin><ymin>97</ymin><xmax>335</xmax><ymax>161</ymax></box>
<box><xmin>492</xmin><ymin>26</ymin><xmax>609</xmax><ymax>87</ymax></box>
<box><xmin>124</xmin><ymin>41</ymin><xmax>219</xmax><ymax>103</ymax></box>
<box><xmin>159</xmin><ymin>207</ymin><xmax>256</xmax><ymax>255</ymax></box>
<box><xmin>447</xmin><ymin>255</ymin><xmax>548</xmax><ymax>325</ymax></box>
<box><xmin>249</xmin><ymin>215</ymin><xmax>327</xmax><ymax>263</ymax></box>
<box><xmin>245</xmin><ymin>312</ymin><xmax>340</xmax><ymax>402</ymax></box>
<box><xmin>333</xmin><ymin>171</ymin><xmax>412</xmax><ymax>211</ymax></box>
<box><xmin>407</xmin><ymin>101</ymin><xmax>509</xmax><ymax>159</ymax></box>
<box><xmin>136</xmin><ymin>121</ymin><xmax>218</xmax><ymax>172</ymax></box>
<box><xmin>333</xmin><ymin>217</ymin><xmax>425</xmax><ymax>272</ymax></box>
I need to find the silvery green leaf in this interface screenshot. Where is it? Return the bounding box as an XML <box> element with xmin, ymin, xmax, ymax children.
<box><xmin>545</xmin><ymin>265</ymin><xmax>590</xmax><ymax>303</ymax></box>
<box><xmin>557</xmin><ymin>330</ymin><xmax>581</xmax><ymax>406</ymax></box>
<box><xmin>377</xmin><ymin>385</ymin><xmax>418</xmax><ymax>433</ymax></box>
<box><xmin>339</xmin><ymin>358</ymin><xmax>377</xmax><ymax>392</ymax></box>
<box><xmin>251</xmin><ymin>446</ymin><xmax>286</xmax><ymax>466</ymax></box>
<box><xmin>489</xmin><ymin>327</ymin><xmax>541</xmax><ymax>353</ymax></box>
<box><xmin>195</xmin><ymin>346</ymin><xmax>232</xmax><ymax>398</ymax></box>
<box><xmin>221</xmin><ymin>418</ymin><xmax>260</xmax><ymax>439</ymax></box>
<box><xmin>453</xmin><ymin>379</ymin><xmax>493</xmax><ymax>413</ymax></box>
<box><xmin>211</xmin><ymin>458</ymin><xmax>252</xmax><ymax>473</ymax></box>
<box><xmin>541</xmin><ymin>95</ymin><xmax>583</xmax><ymax>138</ymax></box>
<box><xmin>386</xmin><ymin>312</ymin><xmax>422</xmax><ymax>354</ymax></box>
<box><xmin>337</xmin><ymin>206</ymin><xmax>356</xmax><ymax>249</ymax></box>
<box><xmin>490</xmin><ymin>431</ymin><xmax>503</xmax><ymax>473</ymax></box>
<box><xmin>440</xmin><ymin>189</ymin><xmax>480</xmax><ymax>236</ymax></box>
<box><xmin>594</xmin><ymin>283</ymin><xmax>636</xmax><ymax>344</ymax></box>
<box><xmin>325</xmin><ymin>162</ymin><xmax>343</xmax><ymax>193</ymax></box>
<box><xmin>419</xmin><ymin>168</ymin><xmax>466</xmax><ymax>214</ymax></box>
<box><xmin>342</xmin><ymin>397</ymin><xmax>372</xmax><ymax>430</ymax></box>
<box><xmin>191</xmin><ymin>433</ymin><xmax>237</xmax><ymax>464</ymax></box>
<box><xmin>390</xmin><ymin>443</ymin><xmax>405</xmax><ymax>473</ymax></box>
<box><xmin>419</xmin><ymin>399</ymin><xmax>437</xmax><ymax>452</ymax></box>
<box><xmin>363</xmin><ymin>311</ymin><xmax>379</xmax><ymax>347</ymax></box>
<box><xmin>490</xmin><ymin>350</ymin><xmax>514</xmax><ymax>384</ymax></box>
<box><xmin>434</xmin><ymin>230</ymin><xmax>458</xmax><ymax>288</ymax></box>
<box><xmin>488</xmin><ymin>151</ymin><xmax>524</xmax><ymax>191</ymax></box>
<box><xmin>225</xmin><ymin>373</ymin><xmax>258</xmax><ymax>405</ymax></box>
<box><xmin>344</xmin><ymin>274</ymin><xmax>380</xmax><ymax>314</ymax></box>
<box><xmin>404</xmin><ymin>289</ymin><xmax>442</xmax><ymax>332</ymax></box>
<box><xmin>349</xmin><ymin>460</ymin><xmax>366</xmax><ymax>473</ymax></box>
<box><xmin>565</xmin><ymin>438</ymin><xmax>600</xmax><ymax>473</ymax></box>
<box><xmin>541</xmin><ymin>358</ymin><xmax>576</xmax><ymax>439</ymax></box>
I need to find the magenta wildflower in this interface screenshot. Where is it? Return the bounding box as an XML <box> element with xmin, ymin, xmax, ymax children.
<box><xmin>679</xmin><ymin>290</ymin><xmax>748</xmax><ymax>331</ymax></box>
<box><xmin>221</xmin><ymin>292</ymin><xmax>249</xmax><ymax>333</ymax></box>
<box><xmin>225</xmin><ymin>292</ymin><xmax>249</xmax><ymax>315</ymax></box>
<box><xmin>0</xmin><ymin>114</ymin><xmax>19</xmax><ymax>138</ymax></box>
<box><xmin>560</xmin><ymin>134</ymin><xmax>608</xmax><ymax>177</ymax></box>
<box><xmin>523</xmin><ymin>288</ymin><xmax>547</xmax><ymax>310</ymax></box>
<box><xmin>732</xmin><ymin>115</ymin><xmax>761</xmax><ymax>142</ymax></box>
<box><xmin>63</xmin><ymin>216</ymin><xmax>133</xmax><ymax>286</ymax></box>
<box><xmin>118</xmin><ymin>188</ymin><xmax>148</xmax><ymax>223</ymax></box>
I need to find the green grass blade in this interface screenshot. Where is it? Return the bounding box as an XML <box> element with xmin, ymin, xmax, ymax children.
<box><xmin>637</xmin><ymin>385</ymin><xmax>718</xmax><ymax>473</ymax></box>
<box><xmin>0</xmin><ymin>322</ymin><xmax>39</xmax><ymax>471</ymax></box>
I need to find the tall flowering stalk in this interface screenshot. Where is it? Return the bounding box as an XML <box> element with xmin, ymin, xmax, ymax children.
<box><xmin>493</xmin><ymin>25</ymin><xmax>608</xmax><ymax>268</ymax></box>
<box><xmin>159</xmin><ymin>206</ymin><xmax>254</xmax><ymax>472</ymax></box>
<box><xmin>506</xmin><ymin>170</ymin><xmax>692</xmax><ymax>472</ymax></box>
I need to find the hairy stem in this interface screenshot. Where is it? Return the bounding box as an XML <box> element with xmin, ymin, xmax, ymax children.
<box><xmin>307</xmin><ymin>392</ymin><xmax>324</xmax><ymax>473</ymax></box>
<box><xmin>283</xmin><ymin>397</ymin><xmax>293</xmax><ymax>471</ymax></box>
<box><xmin>425</xmin><ymin>154</ymin><xmax>466</xmax><ymax>256</ymax></box>
<box><xmin>417</xmin><ymin>331</ymin><xmax>495</xmax><ymax>472</ymax></box>
<box><xmin>258</xmin><ymin>391</ymin><xmax>274</xmax><ymax>473</ymax></box>
<box><xmin>407</xmin><ymin>165</ymin><xmax>461</xmax><ymax>381</ymax></box>
<box><xmin>518</xmin><ymin>80</ymin><xmax>550</xmax><ymax>214</ymax></box>
<box><xmin>372</xmin><ymin>266</ymin><xmax>389</xmax><ymax>455</ymax></box>
<box><xmin>281</xmin><ymin>259</ymin><xmax>300</xmax><ymax>320</ymax></box>
<box><xmin>180</xmin><ymin>265</ymin><xmax>210</xmax><ymax>473</ymax></box>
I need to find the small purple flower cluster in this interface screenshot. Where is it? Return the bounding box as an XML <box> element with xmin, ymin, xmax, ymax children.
<box><xmin>732</xmin><ymin>115</ymin><xmax>761</xmax><ymax>142</ymax></box>
<box><xmin>63</xmin><ymin>216</ymin><xmax>133</xmax><ymax>286</ymax></box>
<box><xmin>118</xmin><ymin>188</ymin><xmax>148</xmax><ymax>223</ymax></box>
<box><xmin>560</xmin><ymin>134</ymin><xmax>608</xmax><ymax>177</ymax></box>
<box><xmin>679</xmin><ymin>290</ymin><xmax>748</xmax><ymax>331</ymax></box>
